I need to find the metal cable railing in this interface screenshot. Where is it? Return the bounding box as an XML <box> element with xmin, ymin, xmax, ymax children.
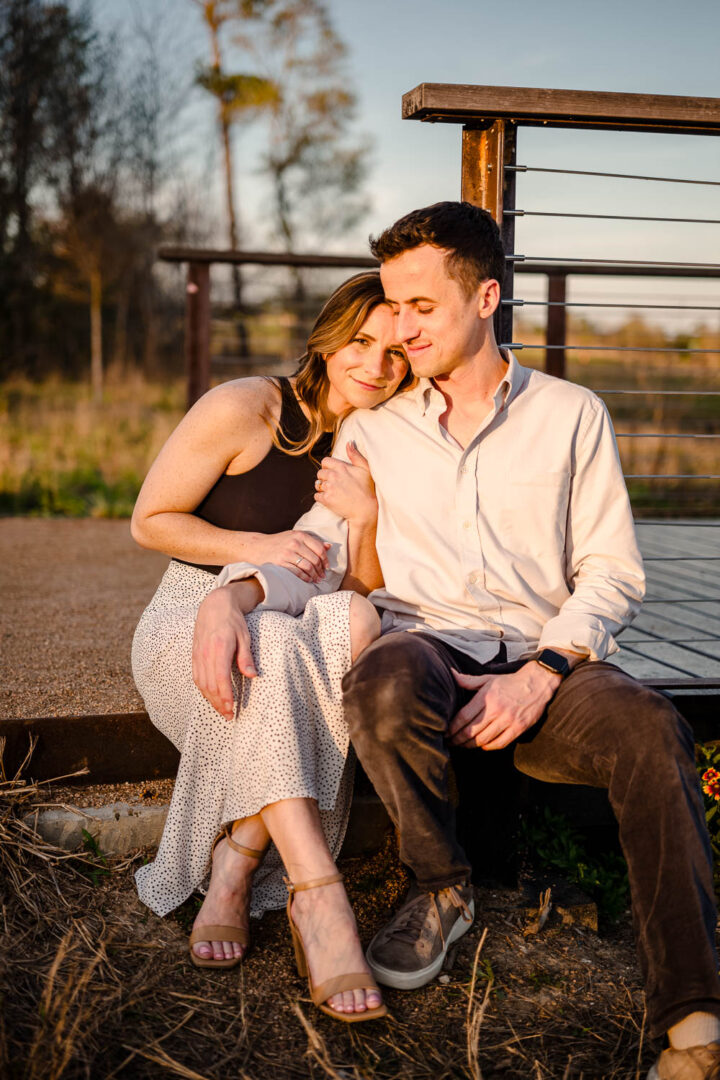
<box><xmin>506</xmin><ymin>164</ymin><xmax>720</xmax><ymax>186</ymax></box>
<box><xmin>507</xmin><ymin>210</ymin><xmax>720</xmax><ymax>224</ymax></box>
<box><xmin>444</xmin><ymin>92</ymin><xmax>720</xmax><ymax>686</ymax></box>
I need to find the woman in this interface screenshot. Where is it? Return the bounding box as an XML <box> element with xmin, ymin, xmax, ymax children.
<box><xmin>131</xmin><ymin>272</ymin><xmax>409</xmax><ymax>1020</ymax></box>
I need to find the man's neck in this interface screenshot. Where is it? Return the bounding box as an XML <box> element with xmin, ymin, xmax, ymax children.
<box><xmin>433</xmin><ymin>346</ymin><xmax>509</xmax><ymax>447</ymax></box>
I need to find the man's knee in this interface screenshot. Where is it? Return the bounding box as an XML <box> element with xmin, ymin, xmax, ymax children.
<box><xmin>342</xmin><ymin>632</ymin><xmax>452</xmax><ymax>744</ymax></box>
<box><xmin>590</xmin><ymin>668</ymin><xmax>693</xmax><ymax>759</ymax></box>
<box><xmin>559</xmin><ymin>662</ymin><xmax>695</xmax><ymax>771</ymax></box>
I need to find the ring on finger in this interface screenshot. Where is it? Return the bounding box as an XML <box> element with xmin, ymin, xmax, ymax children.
<box><xmin>315</xmin><ymin>478</ymin><xmax>324</xmax><ymax>491</ymax></box>
<box><xmin>295</xmin><ymin>556</ymin><xmax>304</xmax><ymax>566</ymax></box>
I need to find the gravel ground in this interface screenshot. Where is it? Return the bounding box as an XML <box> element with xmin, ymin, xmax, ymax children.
<box><xmin>0</xmin><ymin>519</ymin><xmax>167</xmax><ymax>719</ymax></box>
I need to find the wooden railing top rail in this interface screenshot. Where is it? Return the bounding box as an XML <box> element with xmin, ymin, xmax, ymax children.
<box><xmin>158</xmin><ymin>247</ymin><xmax>376</xmax><ymax>269</ymax></box>
<box><xmin>157</xmin><ymin>247</ymin><xmax>720</xmax><ymax>280</ymax></box>
<box><xmin>402</xmin><ymin>83</ymin><xmax>720</xmax><ymax>135</ymax></box>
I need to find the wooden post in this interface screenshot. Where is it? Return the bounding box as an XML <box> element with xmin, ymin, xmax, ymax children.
<box><xmin>461</xmin><ymin>120</ymin><xmax>517</xmax><ymax>347</ymax></box>
<box><xmin>545</xmin><ymin>273</ymin><xmax>567</xmax><ymax>379</ymax></box>
<box><xmin>186</xmin><ymin>261</ymin><xmax>211</xmax><ymax>410</ymax></box>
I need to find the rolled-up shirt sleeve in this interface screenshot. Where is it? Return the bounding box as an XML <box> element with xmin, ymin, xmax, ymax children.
<box><xmin>214</xmin><ymin>417</ymin><xmax>360</xmax><ymax>615</ymax></box>
<box><xmin>537</xmin><ymin>399</ymin><xmax>645</xmax><ymax>660</ymax></box>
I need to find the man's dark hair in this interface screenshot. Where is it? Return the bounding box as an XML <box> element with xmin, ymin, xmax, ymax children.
<box><xmin>369</xmin><ymin>201</ymin><xmax>505</xmax><ymax>295</ymax></box>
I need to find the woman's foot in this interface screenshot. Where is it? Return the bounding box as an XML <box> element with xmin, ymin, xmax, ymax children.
<box><xmin>191</xmin><ymin>830</ymin><xmax>262</xmax><ymax>963</ymax></box>
<box><xmin>290</xmin><ymin>880</ymin><xmax>383</xmax><ymax>1015</ymax></box>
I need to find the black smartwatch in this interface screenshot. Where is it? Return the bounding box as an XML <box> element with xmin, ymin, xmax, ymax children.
<box><xmin>535</xmin><ymin>648</ymin><xmax>572</xmax><ymax>679</ymax></box>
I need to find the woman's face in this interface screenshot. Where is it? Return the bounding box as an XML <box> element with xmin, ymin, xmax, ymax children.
<box><xmin>324</xmin><ymin>304</ymin><xmax>408</xmax><ymax>418</ymax></box>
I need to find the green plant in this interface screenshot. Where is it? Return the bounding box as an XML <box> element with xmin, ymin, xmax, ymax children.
<box><xmin>520</xmin><ymin>806</ymin><xmax>629</xmax><ymax>924</ymax></box>
<box><xmin>79</xmin><ymin>828</ymin><xmax>110</xmax><ymax>887</ymax></box>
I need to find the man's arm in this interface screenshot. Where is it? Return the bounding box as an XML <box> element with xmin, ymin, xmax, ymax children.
<box><xmin>447</xmin><ymin>647</ymin><xmax>585</xmax><ymax>750</ymax></box>
<box><xmin>449</xmin><ymin>398</ymin><xmax>644</xmax><ymax>750</ymax></box>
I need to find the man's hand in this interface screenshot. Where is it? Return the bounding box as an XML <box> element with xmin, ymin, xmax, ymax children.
<box><xmin>192</xmin><ymin>580</ymin><xmax>263</xmax><ymax>720</ymax></box>
<box><xmin>447</xmin><ymin>663</ymin><xmax>562</xmax><ymax>750</ymax></box>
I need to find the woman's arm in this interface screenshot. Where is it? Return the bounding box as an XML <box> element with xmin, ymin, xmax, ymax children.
<box><xmin>314</xmin><ymin>442</ymin><xmax>383</xmax><ymax>596</ymax></box>
<box><xmin>130</xmin><ymin>379</ymin><xmax>328</xmax><ymax>582</ymax></box>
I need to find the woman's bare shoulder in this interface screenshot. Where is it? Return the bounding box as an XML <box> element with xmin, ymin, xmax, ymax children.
<box><xmin>188</xmin><ymin>376</ymin><xmax>282</xmax><ymax>435</ymax></box>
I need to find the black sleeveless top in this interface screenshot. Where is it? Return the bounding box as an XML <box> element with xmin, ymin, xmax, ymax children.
<box><xmin>175</xmin><ymin>377</ymin><xmax>333</xmax><ymax>575</ymax></box>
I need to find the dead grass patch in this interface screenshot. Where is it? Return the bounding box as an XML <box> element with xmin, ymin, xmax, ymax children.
<box><xmin>2</xmin><ymin>744</ymin><xmax>667</xmax><ymax>1079</ymax></box>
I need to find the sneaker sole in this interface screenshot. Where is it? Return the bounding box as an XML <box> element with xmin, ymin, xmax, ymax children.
<box><xmin>365</xmin><ymin>898</ymin><xmax>475</xmax><ymax>991</ymax></box>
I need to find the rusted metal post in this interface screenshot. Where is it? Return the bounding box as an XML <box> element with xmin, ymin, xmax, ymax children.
<box><xmin>545</xmin><ymin>273</ymin><xmax>567</xmax><ymax>378</ymax></box>
<box><xmin>186</xmin><ymin>261</ymin><xmax>211</xmax><ymax>410</ymax></box>
<box><xmin>461</xmin><ymin>120</ymin><xmax>517</xmax><ymax>346</ymax></box>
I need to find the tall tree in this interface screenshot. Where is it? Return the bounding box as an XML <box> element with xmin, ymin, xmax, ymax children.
<box><xmin>193</xmin><ymin>0</ymin><xmax>279</xmax><ymax>308</ymax></box>
<box><xmin>0</xmin><ymin>0</ymin><xmax>98</xmax><ymax>372</ymax></box>
<box><xmin>256</xmin><ymin>0</ymin><xmax>369</xmax><ymax>260</ymax></box>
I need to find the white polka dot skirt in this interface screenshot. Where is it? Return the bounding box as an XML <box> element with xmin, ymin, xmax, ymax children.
<box><xmin>131</xmin><ymin>560</ymin><xmax>355</xmax><ymax>918</ymax></box>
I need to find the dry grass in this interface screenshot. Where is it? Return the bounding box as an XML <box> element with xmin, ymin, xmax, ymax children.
<box><xmin>0</xmin><ymin>370</ymin><xmax>185</xmax><ymax>516</ymax></box>
<box><xmin>3</xmin><ymin>316</ymin><xmax>719</xmax><ymax>519</ymax></box>
<box><xmin>1</xmin><ymin>741</ymin><xmax>670</xmax><ymax>1080</ymax></box>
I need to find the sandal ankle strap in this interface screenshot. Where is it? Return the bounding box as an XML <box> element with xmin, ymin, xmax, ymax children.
<box><xmin>213</xmin><ymin>824</ymin><xmax>266</xmax><ymax>861</ymax></box>
<box><xmin>284</xmin><ymin>872</ymin><xmax>344</xmax><ymax>894</ymax></box>
<box><xmin>225</xmin><ymin>829</ymin><xmax>265</xmax><ymax>860</ymax></box>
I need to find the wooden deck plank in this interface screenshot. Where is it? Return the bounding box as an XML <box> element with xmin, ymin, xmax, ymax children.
<box><xmin>614</xmin><ymin>521</ymin><xmax>720</xmax><ymax>679</ymax></box>
<box><xmin>631</xmin><ymin>607</ymin><xmax>720</xmax><ymax>636</ymax></box>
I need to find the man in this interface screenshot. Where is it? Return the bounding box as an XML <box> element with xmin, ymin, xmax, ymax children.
<box><xmin>194</xmin><ymin>202</ymin><xmax>720</xmax><ymax>1079</ymax></box>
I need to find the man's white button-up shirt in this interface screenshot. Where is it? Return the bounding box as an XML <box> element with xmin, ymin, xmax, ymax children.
<box><xmin>217</xmin><ymin>353</ymin><xmax>645</xmax><ymax>664</ymax></box>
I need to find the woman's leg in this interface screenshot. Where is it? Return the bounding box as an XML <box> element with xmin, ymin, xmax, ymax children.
<box><xmin>191</xmin><ymin>814</ymin><xmax>270</xmax><ymax>962</ymax></box>
<box><xmin>192</xmin><ymin>594</ymin><xmax>378</xmax><ymax>965</ymax></box>
<box><xmin>348</xmin><ymin>593</ymin><xmax>381</xmax><ymax>661</ymax></box>
<box><xmin>261</xmin><ymin>796</ymin><xmax>381</xmax><ymax>1016</ymax></box>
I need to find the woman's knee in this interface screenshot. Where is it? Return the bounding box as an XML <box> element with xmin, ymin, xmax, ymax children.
<box><xmin>348</xmin><ymin>593</ymin><xmax>381</xmax><ymax>662</ymax></box>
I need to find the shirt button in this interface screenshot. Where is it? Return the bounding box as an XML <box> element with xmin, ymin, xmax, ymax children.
<box><xmin>462</xmin><ymin>520</ymin><xmax>471</xmax><ymax>530</ymax></box>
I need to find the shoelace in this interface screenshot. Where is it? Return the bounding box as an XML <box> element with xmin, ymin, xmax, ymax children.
<box><xmin>386</xmin><ymin>886</ymin><xmax>472</xmax><ymax>949</ymax></box>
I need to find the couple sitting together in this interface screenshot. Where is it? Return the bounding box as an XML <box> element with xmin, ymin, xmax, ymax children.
<box><xmin>132</xmin><ymin>202</ymin><xmax>720</xmax><ymax>1078</ymax></box>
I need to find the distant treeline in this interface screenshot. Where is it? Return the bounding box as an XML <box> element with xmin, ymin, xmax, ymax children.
<box><xmin>0</xmin><ymin>0</ymin><xmax>202</xmax><ymax>386</ymax></box>
<box><xmin>0</xmin><ymin>0</ymin><xmax>371</xmax><ymax>392</ymax></box>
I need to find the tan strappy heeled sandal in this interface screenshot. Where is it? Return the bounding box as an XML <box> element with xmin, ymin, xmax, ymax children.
<box><xmin>189</xmin><ymin>825</ymin><xmax>266</xmax><ymax>970</ymax></box>
<box><xmin>284</xmin><ymin>872</ymin><xmax>387</xmax><ymax>1023</ymax></box>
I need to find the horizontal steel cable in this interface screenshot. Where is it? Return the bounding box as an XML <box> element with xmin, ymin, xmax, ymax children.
<box><xmin>510</xmin><ymin>343</ymin><xmax>720</xmax><ymax>353</ymax></box>
<box><xmin>615</xmin><ymin>434</ymin><xmax>719</xmax><ymax>439</ymax></box>
<box><xmin>508</xmin><ymin>255</ymin><xmax>720</xmax><ymax>269</ymax></box>
<box><xmin>503</xmin><ymin>300</ymin><xmax>720</xmax><ymax>310</ymax></box>
<box><xmin>506</xmin><ymin>210</ymin><xmax>720</xmax><ymax>225</ymax></box>
<box><xmin>506</xmin><ymin>165</ymin><xmax>720</xmax><ymax>186</ymax></box>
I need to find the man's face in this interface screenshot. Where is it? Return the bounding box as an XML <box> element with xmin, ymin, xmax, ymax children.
<box><xmin>379</xmin><ymin>244</ymin><xmax>493</xmax><ymax>379</ymax></box>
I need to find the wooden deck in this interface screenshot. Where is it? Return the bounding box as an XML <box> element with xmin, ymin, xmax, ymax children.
<box><xmin>612</xmin><ymin>520</ymin><xmax>720</xmax><ymax>682</ymax></box>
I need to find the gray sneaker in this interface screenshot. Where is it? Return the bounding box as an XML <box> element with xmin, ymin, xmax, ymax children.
<box><xmin>647</xmin><ymin>1043</ymin><xmax>720</xmax><ymax>1080</ymax></box>
<box><xmin>366</xmin><ymin>882</ymin><xmax>475</xmax><ymax>990</ymax></box>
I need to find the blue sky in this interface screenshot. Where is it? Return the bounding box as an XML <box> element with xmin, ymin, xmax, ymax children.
<box><xmin>98</xmin><ymin>0</ymin><xmax>719</xmax><ymax>324</ymax></box>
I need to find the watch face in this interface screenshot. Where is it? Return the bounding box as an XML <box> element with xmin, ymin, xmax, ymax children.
<box><xmin>538</xmin><ymin>649</ymin><xmax>571</xmax><ymax>677</ymax></box>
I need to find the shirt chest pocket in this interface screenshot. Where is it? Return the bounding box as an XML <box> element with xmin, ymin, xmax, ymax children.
<box><xmin>498</xmin><ymin>472</ymin><xmax>570</xmax><ymax>559</ymax></box>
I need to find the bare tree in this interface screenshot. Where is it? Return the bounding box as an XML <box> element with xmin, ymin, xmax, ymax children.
<box><xmin>193</xmin><ymin>0</ymin><xmax>279</xmax><ymax>308</ymax></box>
<box><xmin>257</xmin><ymin>0</ymin><xmax>369</xmax><ymax>261</ymax></box>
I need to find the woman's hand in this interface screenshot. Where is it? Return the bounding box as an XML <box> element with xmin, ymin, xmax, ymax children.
<box><xmin>192</xmin><ymin>580</ymin><xmax>261</xmax><ymax>720</ymax></box>
<box><xmin>250</xmin><ymin>530</ymin><xmax>330</xmax><ymax>583</ymax></box>
<box><xmin>314</xmin><ymin>443</ymin><xmax>377</xmax><ymax>525</ymax></box>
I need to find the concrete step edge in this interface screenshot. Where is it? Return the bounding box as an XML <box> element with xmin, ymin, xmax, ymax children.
<box><xmin>24</xmin><ymin>794</ymin><xmax>391</xmax><ymax>859</ymax></box>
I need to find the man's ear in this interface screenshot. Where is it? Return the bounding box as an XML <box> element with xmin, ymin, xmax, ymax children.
<box><xmin>477</xmin><ymin>279</ymin><xmax>501</xmax><ymax>321</ymax></box>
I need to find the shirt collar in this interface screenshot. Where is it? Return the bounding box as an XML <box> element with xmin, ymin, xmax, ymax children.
<box><xmin>409</xmin><ymin>349</ymin><xmax>521</xmax><ymax>417</ymax></box>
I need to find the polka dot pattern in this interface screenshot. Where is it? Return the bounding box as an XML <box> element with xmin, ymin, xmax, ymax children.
<box><xmin>131</xmin><ymin>560</ymin><xmax>355</xmax><ymax>918</ymax></box>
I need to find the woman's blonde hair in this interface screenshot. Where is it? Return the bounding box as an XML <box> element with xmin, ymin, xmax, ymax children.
<box><xmin>273</xmin><ymin>271</ymin><xmax>408</xmax><ymax>457</ymax></box>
